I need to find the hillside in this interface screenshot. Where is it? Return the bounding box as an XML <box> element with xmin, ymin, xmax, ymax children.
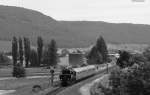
<box><xmin>0</xmin><ymin>5</ymin><xmax>73</xmax><ymax>47</ymax></box>
<box><xmin>0</xmin><ymin>5</ymin><xmax>150</xmax><ymax>47</ymax></box>
<box><xmin>60</xmin><ymin>21</ymin><xmax>150</xmax><ymax>45</ymax></box>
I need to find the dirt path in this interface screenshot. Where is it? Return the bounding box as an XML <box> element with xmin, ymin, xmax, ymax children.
<box><xmin>80</xmin><ymin>75</ymin><xmax>108</xmax><ymax>95</ymax></box>
<box><xmin>0</xmin><ymin>90</ymin><xmax>15</xmax><ymax>95</ymax></box>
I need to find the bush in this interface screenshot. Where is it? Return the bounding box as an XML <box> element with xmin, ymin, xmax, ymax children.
<box><xmin>0</xmin><ymin>53</ymin><xmax>11</xmax><ymax>65</ymax></box>
<box><xmin>101</xmin><ymin>62</ymin><xmax>150</xmax><ymax>95</ymax></box>
<box><xmin>32</xmin><ymin>85</ymin><xmax>42</xmax><ymax>93</ymax></box>
<box><xmin>116</xmin><ymin>51</ymin><xmax>134</xmax><ymax>68</ymax></box>
<box><xmin>12</xmin><ymin>64</ymin><xmax>26</xmax><ymax>78</ymax></box>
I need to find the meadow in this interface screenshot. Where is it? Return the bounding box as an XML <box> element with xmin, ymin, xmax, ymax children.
<box><xmin>0</xmin><ymin>67</ymin><xmax>60</xmax><ymax>95</ymax></box>
<box><xmin>0</xmin><ymin>77</ymin><xmax>53</xmax><ymax>95</ymax></box>
<box><xmin>0</xmin><ymin>40</ymin><xmax>11</xmax><ymax>53</ymax></box>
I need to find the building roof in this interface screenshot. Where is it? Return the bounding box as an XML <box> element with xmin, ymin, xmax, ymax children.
<box><xmin>72</xmin><ymin>65</ymin><xmax>95</xmax><ymax>73</ymax></box>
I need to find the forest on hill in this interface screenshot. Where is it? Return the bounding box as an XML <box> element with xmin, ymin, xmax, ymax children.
<box><xmin>0</xmin><ymin>5</ymin><xmax>150</xmax><ymax>47</ymax></box>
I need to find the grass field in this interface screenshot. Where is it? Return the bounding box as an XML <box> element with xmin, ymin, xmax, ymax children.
<box><xmin>0</xmin><ymin>77</ymin><xmax>54</xmax><ymax>95</ymax></box>
<box><xmin>0</xmin><ymin>67</ymin><xmax>61</xmax><ymax>95</ymax></box>
<box><xmin>0</xmin><ymin>67</ymin><xmax>48</xmax><ymax>77</ymax></box>
<box><xmin>0</xmin><ymin>66</ymin><xmax>61</xmax><ymax>95</ymax></box>
<box><xmin>0</xmin><ymin>40</ymin><xmax>11</xmax><ymax>53</ymax></box>
<box><xmin>0</xmin><ymin>67</ymin><xmax>61</xmax><ymax>77</ymax></box>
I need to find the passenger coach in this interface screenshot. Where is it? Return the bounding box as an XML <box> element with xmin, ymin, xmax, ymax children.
<box><xmin>59</xmin><ymin>65</ymin><xmax>96</xmax><ymax>86</ymax></box>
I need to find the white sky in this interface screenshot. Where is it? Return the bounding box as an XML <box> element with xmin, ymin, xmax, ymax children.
<box><xmin>0</xmin><ymin>0</ymin><xmax>150</xmax><ymax>24</ymax></box>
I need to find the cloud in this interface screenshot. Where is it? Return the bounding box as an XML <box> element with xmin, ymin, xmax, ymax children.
<box><xmin>0</xmin><ymin>0</ymin><xmax>150</xmax><ymax>24</ymax></box>
<box><xmin>132</xmin><ymin>0</ymin><xmax>146</xmax><ymax>2</ymax></box>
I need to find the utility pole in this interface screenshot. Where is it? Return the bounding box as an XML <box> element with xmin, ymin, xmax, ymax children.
<box><xmin>50</xmin><ymin>67</ymin><xmax>55</xmax><ymax>86</ymax></box>
<box><xmin>107</xmin><ymin>63</ymin><xmax>109</xmax><ymax>73</ymax></box>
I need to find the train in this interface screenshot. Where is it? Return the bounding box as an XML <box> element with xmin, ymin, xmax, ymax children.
<box><xmin>59</xmin><ymin>63</ymin><xmax>115</xmax><ymax>86</ymax></box>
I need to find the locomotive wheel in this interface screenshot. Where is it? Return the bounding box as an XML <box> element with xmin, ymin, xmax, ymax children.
<box><xmin>71</xmin><ymin>79</ymin><xmax>76</xmax><ymax>84</ymax></box>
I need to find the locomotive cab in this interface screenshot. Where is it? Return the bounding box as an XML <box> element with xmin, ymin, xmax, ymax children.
<box><xmin>59</xmin><ymin>68</ymin><xmax>76</xmax><ymax>86</ymax></box>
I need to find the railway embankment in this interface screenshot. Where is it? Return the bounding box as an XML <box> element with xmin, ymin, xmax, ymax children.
<box><xmin>80</xmin><ymin>74</ymin><xmax>109</xmax><ymax>95</ymax></box>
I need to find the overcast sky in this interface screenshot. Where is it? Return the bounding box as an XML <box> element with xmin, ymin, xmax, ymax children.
<box><xmin>0</xmin><ymin>0</ymin><xmax>149</xmax><ymax>24</ymax></box>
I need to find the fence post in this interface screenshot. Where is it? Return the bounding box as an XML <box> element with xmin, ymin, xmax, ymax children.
<box><xmin>50</xmin><ymin>68</ymin><xmax>54</xmax><ymax>86</ymax></box>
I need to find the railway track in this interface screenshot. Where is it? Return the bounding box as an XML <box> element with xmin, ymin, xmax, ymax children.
<box><xmin>46</xmin><ymin>74</ymin><xmax>96</xmax><ymax>95</ymax></box>
<box><xmin>46</xmin><ymin>87</ymin><xmax>66</xmax><ymax>95</ymax></box>
<box><xmin>57</xmin><ymin>66</ymin><xmax>116</xmax><ymax>95</ymax></box>
<box><xmin>46</xmin><ymin>73</ymin><xmax>98</xmax><ymax>95</ymax></box>
<box><xmin>47</xmin><ymin>63</ymin><xmax>116</xmax><ymax>95</ymax></box>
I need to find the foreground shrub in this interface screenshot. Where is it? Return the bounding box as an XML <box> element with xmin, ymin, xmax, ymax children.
<box><xmin>12</xmin><ymin>64</ymin><xmax>26</xmax><ymax>78</ymax></box>
<box><xmin>100</xmin><ymin>63</ymin><xmax>150</xmax><ymax>95</ymax></box>
<box><xmin>32</xmin><ymin>85</ymin><xmax>42</xmax><ymax>93</ymax></box>
<box><xmin>116</xmin><ymin>51</ymin><xmax>134</xmax><ymax>68</ymax></box>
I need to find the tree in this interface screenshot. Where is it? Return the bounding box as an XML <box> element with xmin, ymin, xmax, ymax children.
<box><xmin>132</xmin><ymin>54</ymin><xmax>147</xmax><ymax>65</ymax></box>
<box><xmin>87</xmin><ymin>46</ymin><xmax>103</xmax><ymax>64</ymax></box>
<box><xmin>116</xmin><ymin>51</ymin><xmax>134</xmax><ymax>68</ymax></box>
<box><xmin>37</xmin><ymin>36</ymin><xmax>43</xmax><ymax>66</ymax></box>
<box><xmin>12</xmin><ymin>37</ymin><xmax>18</xmax><ymax>66</ymax></box>
<box><xmin>30</xmin><ymin>49</ymin><xmax>38</xmax><ymax>67</ymax></box>
<box><xmin>143</xmin><ymin>47</ymin><xmax>150</xmax><ymax>61</ymax></box>
<box><xmin>96</xmin><ymin>36</ymin><xmax>108</xmax><ymax>62</ymax></box>
<box><xmin>47</xmin><ymin>39</ymin><xmax>58</xmax><ymax>66</ymax></box>
<box><xmin>49</xmin><ymin>39</ymin><xmax>57</xmax><ymax>66</ymax></box>
<box><xmin>42</xmin><ymin>39</ymin><xmax>58</xmax><ymax>66</ymax></box>
<box><xmin>42</xmin><ymin>48</ymin><xmax>49</xmax><ymax>66</ymax></box>
<box><xmin>106</xmin><ymin>62</ymin><xmax>150</xmax><ymax>95</ymax></box>
<box><xmin>87</xmin><ymin>35</ymin><xmax>107</xmax><ymax>64</ymax></box>
<box><xmin>12</xmin><ymin>63</ymin><xmax>26</xmax><ymax>78</ymax></box>
<box><xmin>19</xmin><ymin>37</ymin><xmax>23</xmax><ymax>66</ymax></box>
<box><xmin>99</xmin><ymin>57</ymin><xmax>150</xmax><ymax>95</ymax></box>
<box><xmin>99</xmin><ymin>51</ymin><xmax>150</xmax><ymax>95</ymax></box>
<box><xmin>12</xmin><ymin>37</ymin><xmax>26</xmax><ymax>78</ymax></box>
<box><xmin>24</xmin><ymin>37</ymin><xmax>30</xmax><ymax>67</ymax></box>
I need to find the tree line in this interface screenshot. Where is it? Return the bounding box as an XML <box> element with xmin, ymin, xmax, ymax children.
<box><xmin>11</xmin><ymin>35</ymin><xmax>108</xmax><ymax>77</ymax></box>
<box><xmin>12</xmin><ymin>36</ymin><xmax>58</xmax><ymax>77</ymax></box>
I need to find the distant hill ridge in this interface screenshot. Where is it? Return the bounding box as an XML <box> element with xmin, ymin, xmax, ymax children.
<box><xmin>0</xmin><ymin>5</ymin><xmax>150</xmax><ymax>48</ymax></box>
